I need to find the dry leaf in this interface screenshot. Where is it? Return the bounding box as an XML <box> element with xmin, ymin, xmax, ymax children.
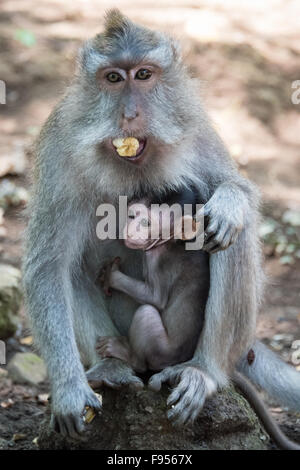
<box><xmin>13</xmin><ymin>433</ymin><xmax>27</xmax><ymax>442</ymax></box>
<box><xmin>1</xmin><ymin>398</ymin><xmax>14</xmax><ymax>408</ymax></box>
<box><xmin>37</xmin><ymin>393</ymin><xmax>49</xmax><ymax>405</ymax></box>
<box><xmin>20</xmin><ymin>336</ymin><xmax>33</xmax><ymax>346</ymax></box>
<box><xmin>83</xmin><ymin>393</ymin><xmax>102</xmax><ymax>424</ymax></box>
<box><xmin>269</xmin><ymin>407</ymin><xmax>283</xmax><ymax>413</ymax></box>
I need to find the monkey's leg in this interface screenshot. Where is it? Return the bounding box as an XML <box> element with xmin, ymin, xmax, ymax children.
<box><xmin>128</xmin><ymin>304</ymin><xmax>187</xmax><ymax>372</ymax></box>
<box><xmin>96</xmin><ymin>305</ymin><xmax>184</xmax><ymax>373</ymax></box>
<box><xmin>96</xmin><ymin>336</ymin><xmax>132</xmax><ymax>364</ymax></box>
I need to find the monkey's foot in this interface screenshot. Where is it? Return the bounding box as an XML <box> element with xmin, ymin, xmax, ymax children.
<box><xmin>50</xmin><ymin>379</ymin><xmax>102</xmax><ymax>439</ymax></box>
<box><xmin>86</xmin><ymin>357</ymin><xmax>144</xmax><ymax>390</ymax></box>
<box><xmin>149</xmin><ymin>364</ymin><xmax>216</xmax><ymax>425</ymax></box>
<box><xmin>99</xmin><ymin>257</ymin><xmax>121</xmax><ymax>296</ymax></box>
<box><xmin>96</xmin><ymin>336</ymin><xmax>131</xmax><ymax>363</ymax></box>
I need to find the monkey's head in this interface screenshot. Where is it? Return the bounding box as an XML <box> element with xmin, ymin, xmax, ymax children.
<box><xmin>123</xmin><ymin>201</ymin><xmax>198</xmax><ymax>251</ymax></box>
<box><xmin>68</xmin><ymin>9</ymin><xmax>201</xmax><ymax>194</ymax></box>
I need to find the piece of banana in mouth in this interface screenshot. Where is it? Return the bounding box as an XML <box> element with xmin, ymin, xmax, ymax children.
<box><xmin>112</xmin><ymin>137</ymin><xmax>140</xmax><ymax>157</ymax></box>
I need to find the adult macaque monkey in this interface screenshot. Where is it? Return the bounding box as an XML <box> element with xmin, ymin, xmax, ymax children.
<box><xmin>23</xmin><ymin>9</ymin><xmax>300</xmax><ymax>440</ymax></box>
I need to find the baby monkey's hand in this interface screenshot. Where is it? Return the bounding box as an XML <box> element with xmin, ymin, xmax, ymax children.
<box><xmin>99</xmin><ymin>257</ymin><xmax>121</xmax><ymax>296</ymax></box>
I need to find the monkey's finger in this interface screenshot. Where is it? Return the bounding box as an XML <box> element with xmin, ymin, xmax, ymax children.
<box><xmin>51</xmin><ymin>415</ymin><xmax>60</xmax><ymax>433</ymax></box>
<box><xmin>148</xmin><ymin>371</ymin><xmax>166</xmax><ymax>391</ymax></box>
<box><xmin>88</xmin><ymin>379</ymin><xmax>105</xmax><ymax>389</ymax></box>
<box><xmin>64</xmin><ymin>415</ymin><xmax>84</xmax><ymax>439</ymax></box>
<box><xmin>204</xmin><ymin>219</ymin><xmax>220</xmax><ymax>238</ymax></box>
<box><xmin>223</xmin><ymin>229</ymin><xmax>239</xmax><ymax>248</ymax></box>
<box><xmin>57</xmin><ymin>416</ymin><xmax>69</xmax><ymax>437</ymax></box>
<box><xmin>128</xmin><ymin>377</ymin><xmax>144</xmax><ymax>390</ymax></box>
<box><xmin>148</xmin><ymin>368</ymin><xmax>178</xmax><ymax>391</ymax></box>
<box><xmin>103</xmin><ymin>378</ymin><xmax>122</xmax><ymax>389</ymax></box>
<box><xmin>167</xmin><ymin>380</ymin><xmax>190</xmax><ymax>406</ymax></box>
<box><xmin>96</xmin><ymin>341</ymin><xmax>110</xmax><ymax>353</ymax></box>
<box><xmin>74</xmin><ymin>415</ymin><xmax>86</xmax><ymax>435</ymax></box>
<box><xmin>168</xmin><ymin>386</ymin><xmax>205</xmax><ymax>426</ymax></box>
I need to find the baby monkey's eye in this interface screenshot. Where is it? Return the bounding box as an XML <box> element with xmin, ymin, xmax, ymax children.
<box><xmin>106</xmin><ymin>72</ymin><xmax>123</xmax><ymax>83</ymax></box>
<box><xmin>140</xmin><ymin>218</ymin><xmax>150</xmax><ymax>227</ymax></box>
<box><xmin>135</xmin><ymin>69</ymin><xmax>152</xmax><ymax>80</ymax></box>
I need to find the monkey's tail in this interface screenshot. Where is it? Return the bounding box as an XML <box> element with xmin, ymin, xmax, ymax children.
<box><xmin>237</xmin><ymin>339</ymin><xmax>300</xmax><ymax>413</ymax></box>
<box><xmin>233</xmin><ymin>371</ymin><xmax>300</xmax><ymax>450</ymax></box>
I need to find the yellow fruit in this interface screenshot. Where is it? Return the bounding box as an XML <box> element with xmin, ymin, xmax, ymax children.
<box><xmin>112</xmin><ymin>137</ymin><xmax>139</xmax><ymax>157</ymax></box>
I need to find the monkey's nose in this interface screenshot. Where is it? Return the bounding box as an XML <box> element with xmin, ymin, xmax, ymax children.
<box><xmin>122</xmin><ymin>111</ymin><xmax>139</xmax><ymax>121</ymax></box>
<box><xmin>121</xmin><ymin>112</ymin><xmax>143</xmax><ymax>131</ymax></box>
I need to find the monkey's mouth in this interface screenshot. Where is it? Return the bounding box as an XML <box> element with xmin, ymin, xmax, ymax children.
<box><xmin>111</xmin><ymin>137</ymin><xmax>147</xmax><ymax>162</ymax></box>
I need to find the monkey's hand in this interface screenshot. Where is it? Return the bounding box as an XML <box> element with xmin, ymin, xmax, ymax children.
<box><xmin>201</xmin><ymin>189</ymin><xmax>244</xmax><ymax>253</ymax></box>
<box><xmin>148</xmin><ymin>363</ymin><xmax>216</xmax><ymax>425</ymax></box>
<box><xmin>50</xmin><ymin>378</ymin><xmax>102</xmax><ymax>438</ymax></box>
<box><xmin>86</xmin><ymin>357</ymin><xmax>144</xmax><ymax>390</ymax></box>
<box><xmin>99</xmin><ymin>257</ymin><xmax>121</xmax><ymax>296</ymax></box>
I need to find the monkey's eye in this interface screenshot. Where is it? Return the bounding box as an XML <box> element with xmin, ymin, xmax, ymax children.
<box><xmin>140</xmin><ymin>218</ymin><xmax>150</xmax><ymax>227</ymax></box>
<box><xmin>106</xmin><ymin>72</ymin><xmax>123</xmax><ymax>83</ymax></box>
<box><xmin>128</xmin><ymin>210</ymin><xmax>136</xmax><ymax>219</ymax></box>
<box><xmin>135</xmin><ymin>69</ymin><xmax>152</xmax><ymax>80</ymax></box>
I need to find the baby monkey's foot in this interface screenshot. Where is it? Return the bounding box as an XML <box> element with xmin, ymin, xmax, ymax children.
<box><xmin>96</xmin><ymin>335</ymin><xmax>131</xmax><ymax>364</ymax></box>
<box><xmin>99</xmin><ymin>257</ymin><xmax>121</xmax><ymax>296</ymax></box>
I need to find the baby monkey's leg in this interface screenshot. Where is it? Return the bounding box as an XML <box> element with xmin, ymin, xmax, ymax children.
<box><xmin>97</xmin><ymin>336</ymin><xmax>131</xmax><ymax>363</ymax></box>
<box><xmin>129</xmin><ymin>305</ymin><xmax>179</xmax><ymax>372</ymax></box>
<box><xmin>96</xmin><ymin>305</ymin><xmax>178</xmax><ymax>373</ymax></box>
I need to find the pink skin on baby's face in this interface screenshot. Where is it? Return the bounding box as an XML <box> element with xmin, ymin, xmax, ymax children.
<box><xmin>123</xmin><ymin>202</ymin><xmax>173</xmax><ymax>251</ymax></box>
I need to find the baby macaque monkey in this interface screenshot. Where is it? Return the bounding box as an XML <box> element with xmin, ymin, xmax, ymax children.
<box><xmin>97</xmin><ymin>188</ymin><xmax>209</xmax><ymax>373</ymax></box>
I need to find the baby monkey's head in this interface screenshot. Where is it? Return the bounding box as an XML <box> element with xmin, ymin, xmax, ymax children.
<box><xmin>124</xmin><ymin>200</ymin><xmax>199</xmax><ymax>251</ymax></box>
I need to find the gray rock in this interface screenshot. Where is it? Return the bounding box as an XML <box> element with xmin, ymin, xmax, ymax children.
<box><xmin>7</xmin><ymin>352</ymin><xmax>47</xmax><ymax>386</ymax></box>
<box><xmin>0</xmin><ymin>264</ymin><xmax>22</xmax><ymax>339</ymax></box>
<box><xmin>38</xmin><ymin>385</ymin><xmax>270</xmax><ymax>450</ymax></box>
<box><xmin>0</xmin><ymin>367</ymin><xmax>8</xmax><ymax>378</ymax></box>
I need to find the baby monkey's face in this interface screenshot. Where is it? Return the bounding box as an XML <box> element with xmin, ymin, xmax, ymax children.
<box><xmin>124</xmin><ymin>201</ymin><xmax>202</xmax><ymax>250</ymax></box>
<box><xmin>124</xmin><ymin>202</ymin><xmax>173</xmax><ymax>251</ymax></box>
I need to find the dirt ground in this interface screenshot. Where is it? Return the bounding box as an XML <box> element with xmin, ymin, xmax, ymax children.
<box><xmin>0</xmin><ymin>0</ymin><xmax>300</xmax><ymax>450</ymax></box>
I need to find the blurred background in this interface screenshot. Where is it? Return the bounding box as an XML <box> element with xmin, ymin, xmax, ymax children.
<box><xmin>0</xmin><ymin>0</ymin><xmax>299</xmax><ymax>449</ymax></box>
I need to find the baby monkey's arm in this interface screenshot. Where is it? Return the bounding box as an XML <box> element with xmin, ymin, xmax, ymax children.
<box><xmin>100</xmin><ymin>257</ymin><xmax>163</xmax><ymax>309</ymax></box>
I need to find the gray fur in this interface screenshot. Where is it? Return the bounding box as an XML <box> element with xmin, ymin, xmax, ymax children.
<box><xmin>22</xmin><ymin>9</ymin><xmax>299</xmax><ymax>436</ymax></box>
<box><xmin>238</xmin><ymin>340</ymin><xmax>300</xmax><ymax>412</ymax></box>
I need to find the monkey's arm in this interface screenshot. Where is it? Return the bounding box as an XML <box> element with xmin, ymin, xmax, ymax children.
<box><xmin>23</xmin><ymin>200</ymin><xmax>103</xmax><ymax>437</ymax></box>
<box><xmin>106</xmin><ymin>259</ymin><xmax>164</xmax><ymax>310</ymax></box>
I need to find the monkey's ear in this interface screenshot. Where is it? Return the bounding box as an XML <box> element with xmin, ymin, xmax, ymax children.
<box><xmin>77</xmin><ymin>40</ymin><xmax>105</xmax><ymax>76</ymax></box>
<box><xmin>171</xmin><ymin>39</ymin><xmax>182</xmax><ymax>63</ymax></box>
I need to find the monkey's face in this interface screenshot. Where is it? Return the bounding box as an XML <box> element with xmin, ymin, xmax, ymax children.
<box><xmin>124</xmin><ymin>202</ymin><xmax>179</xmax><ymax>250</ymax></box>
<box><xmin>96</xmin><ymin>62</ymin><xmax>162</xmax><ymax>165</ymax></box>
<box><xmin>75</xmin><ymin>12</ymin><xmax>200</xmax><ymax>174</ymax></box>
